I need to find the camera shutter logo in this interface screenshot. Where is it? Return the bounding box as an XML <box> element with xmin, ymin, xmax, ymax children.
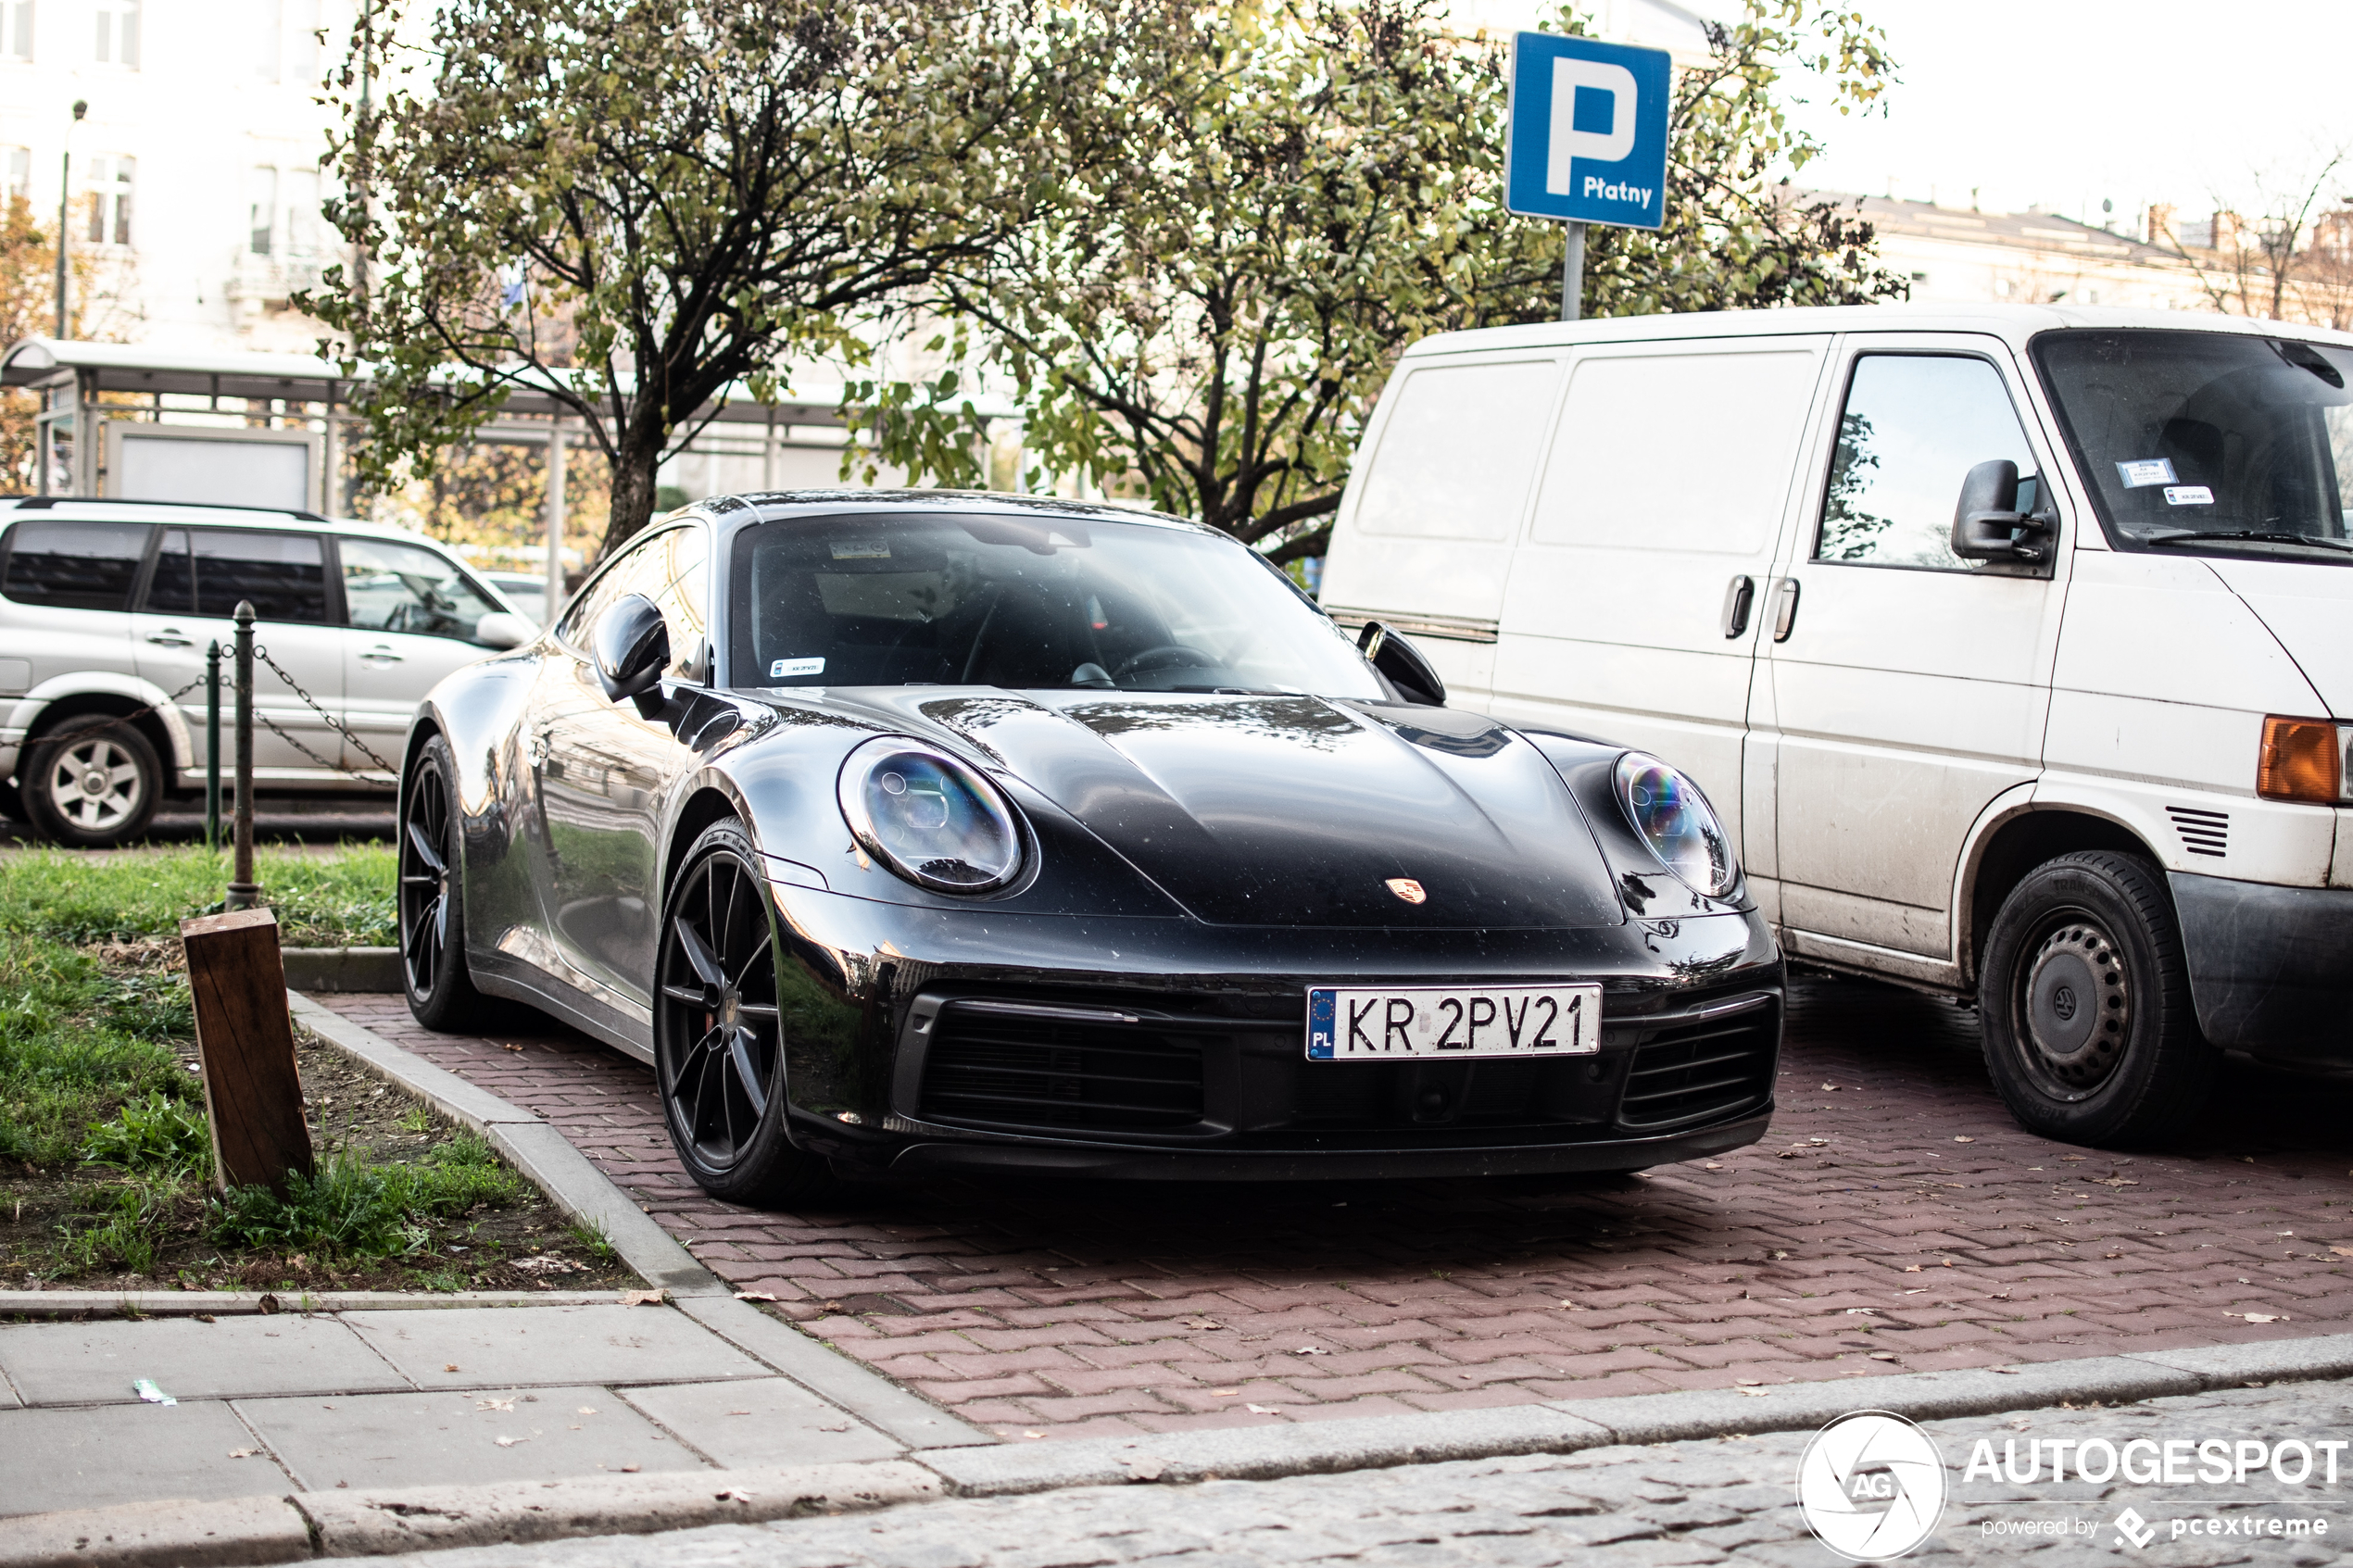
<box><xmin>1796</xmin><ymin>1411</ymin><xmax>1949</xmax><ymax>1561</ymax></box>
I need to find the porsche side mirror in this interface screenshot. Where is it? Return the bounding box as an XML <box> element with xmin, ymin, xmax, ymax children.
<box><xmin>1357</xmin><ymin>620</ymin><xmax>1445</xmax><ymax>707</ymax></box>
<box><xmin>473</xmin><ymin>611</ymin><xmax>535</xmax><ymax>650</ymax></box>
<box><xmin>1952</xmin><ymin>458</ymin><xmax>2056</xmax><ymax>563</ymax></box>
<box><xmin>593</xmin><ymin>594</ymin><xmax>671</xmax><ymax>703</ymax></box>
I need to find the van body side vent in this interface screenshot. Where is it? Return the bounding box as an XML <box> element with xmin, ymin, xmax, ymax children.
<box><xmin>2166</xmin><ymin>806</ymin><xmax>2228</xmax><ymax>859</ymax></box>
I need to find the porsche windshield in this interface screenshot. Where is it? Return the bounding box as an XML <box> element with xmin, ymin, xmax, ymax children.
<box><xmin>730</xmin><ymin>512</ymin><xmax>1386</xmax><ymax>696</ymax></box>
<box><xmin>2033</xmin><ymin>329</ymin><xmax>2353</xmax><ymax>560</ymax></box>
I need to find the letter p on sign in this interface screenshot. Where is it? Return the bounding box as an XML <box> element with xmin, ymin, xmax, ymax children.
<box><xmin>1547</xmin><ymin>58</ymin><xmax>1636</xmax><ymax>191</ymax></box>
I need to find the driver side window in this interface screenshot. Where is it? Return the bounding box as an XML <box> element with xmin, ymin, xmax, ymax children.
<box><xmin>1817</xmin><ymin>354</ymin><xmax>2038</xmax><ymax>571</ymax></box>
<box><xmin>557</xmin><ymin>526</ymin><xmax>708</xmax><ymax>675</ymax></box>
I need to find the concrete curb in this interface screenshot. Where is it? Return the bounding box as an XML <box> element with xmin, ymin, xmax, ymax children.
<box><xmin>282</xmin><ymin>990</ymin><xmax>992</xmax><ymax>1452</ymax></box>
<box><xmin>12</xmin><ymin>1333</ymin><xmax>2353</xmax><ymax>1566</ymax></box>
<box><xmin>281</xmin><ymin>948</ymin><xmax>405</xmax><ymax>995</ymax></box>
<box><xmin>0</xmin><ymin>1289</ymin><xmax>630</xmax><ymax>1319</ymax></box>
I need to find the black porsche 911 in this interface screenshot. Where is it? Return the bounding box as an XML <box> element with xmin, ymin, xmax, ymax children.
<box><xmin>396</xmin><ymin>491</ymin><xmax>1781</xmax><ymax>1204</ymax></box>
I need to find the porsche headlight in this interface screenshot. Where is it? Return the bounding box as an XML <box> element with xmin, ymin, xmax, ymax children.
<box><xmin>837</xmin><ymin>738</ymin><xmax>1023</xmax><ymax>893</ymax></box>
<box><xmin>1614</xmin><ymin>752</ymin><xmax>1737</xmax><ymax>897</ymax></box>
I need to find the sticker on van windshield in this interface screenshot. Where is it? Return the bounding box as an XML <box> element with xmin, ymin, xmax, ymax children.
<box><xmin>829</xmin><ymin>541</ymin><xmax>890</xmax><ymax>560</ymax></box>
<box><xmin>769</xmin><ymin>658</ymin><xmax>825</xmax><ymax>678</ymax></box>
<box><xmin>2116</xmin><ymin>458</ymin><xmax>2178</xmax><ymax>488</ymax></box>
<box><xmin>2164</xmin><ymin>485</ymin><xmax>2215</xmax><ymax>506</ymax></box>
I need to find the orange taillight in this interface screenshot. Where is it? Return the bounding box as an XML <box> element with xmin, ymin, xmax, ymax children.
<box><xmin>2258</xmin><ymin>716</ymin><xmax>2342</xmax><ymax>803</ymax></box>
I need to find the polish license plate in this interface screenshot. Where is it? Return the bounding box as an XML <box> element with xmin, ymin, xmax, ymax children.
<box><xmin>1304</xmin><ymin>985</ymin><xmax>1602</xmax><ymax>1060</ymax></box>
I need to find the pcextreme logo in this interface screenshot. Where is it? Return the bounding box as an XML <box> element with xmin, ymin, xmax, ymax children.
<box><xmin>1795</xmin><ymin>1411</ymin><xmax>1949</xmax><ymax>1562</ymax></box>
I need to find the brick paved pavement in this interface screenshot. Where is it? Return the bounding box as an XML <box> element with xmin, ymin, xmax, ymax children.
<box><xmin>318</xmin><ymin>979</ymin><xmax>2353</xmax><ymax>1443</ymax></box>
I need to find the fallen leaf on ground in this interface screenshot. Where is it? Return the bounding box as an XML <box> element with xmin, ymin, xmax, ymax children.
<box><xmin>620</xmin><ymin>1290</ymin><xmax>665</xmax><ymax>1307</ymax></box>
<box><xmin>1776</xmin><ymin>1149</ymin><xmax>1803</xmax><ymax>1159</ymax></box>
<box><xmin>1292</xmin><ymin>1346</ymin><xmax>1328</xmax><ymax>1355</ymax></box>
<box><xmin>2092</xmin><ymin>1178</ymin><xmax>2139</xmax><ymax>1188</ymax></box>
<box><xmin>1734</xmin><ymin>1378</ymin><xmax>1764</xmax><ymax>1386</ymax></box>
<box><xmin>501</xmin><ymin>1042</ymin><xmax>524</xmax><ymax>1053</ymax></box>
<box><xmin>1769</xmin><ymin>1250</ymin><xmax>1791</xmax><ymax>1261</ymax></box>
<box><xmin>495</xmin><ymin>1436</ymin><xmax>526</xmax><ymax>1447</ymax></box>
<box><xmin>733</xmin><ymin>1291</ymin><xmax>779</xmax><ymax>1302</ymax></box>
<box><xmin>1245</xmin><ymin>1404</ymin><xmax>1281</xmax><ymax>1414</ymax></box>
<box><xmin>1820</xmin><ymin>1084</ymin><xmax>1841</xmax><ymax>1092</ymax></box>
<box><xmin>2231</xmin><ymin>1312</ymin><xmax>2286</xmax><ymax>1323</ymax></box>
<box><xmin>1903</xmin><ymin>1265</ymin><xmax>1921</xmax><ymax>1273</ymax></box>
<box><xmin>1704</xmin><ymin>1162</ymin><xmax>1724</xmax><ymax>1171</ymax></box>
<box><xmin>577</xmin><ymin>1407</ymin><xmax>596</xmax><ymax>1415</ymax></box>
<box><xmin>1184</xmin><ymin>1318</ymin><xmax>1222</xmax><ymax>1330</ymax></box>
<box><xmin>2104</xmin><ymin>1252</ymin><xmax>2125</xmax><ymax>1260</ymax></box>
<box><xmin>1210</xmin><ymin>1388</ymin><xmax>1239</xmax><ymax>1397</ymax></box>
<box><xmin>1736</xmin><ymin>1386</ymin><xmax>1769</xmax><ymax>1397</ymax></box>
<box><xmin>1844</xmin><ymin>1308</ymin><xmax>1879</xmax><ymax>1315</ymax></box>
<box><xmin>2330</xmin><ymin>1248</ymin><xmax>2353</xmax><ymax>1260</ymax></box>
<box><xmin>1953</xmin><ymin>1136</ymin><xmax>1975</xmax><ymax>1144</ymax></box>
<box><xmin>1869</xmin><ymin>1352</ymin><xmax>1899</xmax><ymax>1361</ymax></box>
<box><xmin>475</xmin><ymin>1398</ymin><xmax>515</xmax><ymax>1412</ymax></box>
<box><xmin>227</xmin><ymin>1448</ymin><xmax>257</xmax><ymax>1459</ymax></box>
<box><xmin>620</xmin><ymin>1465</ymin><xmax>640</xmax><ymax>1474</ymax></box>
<box><xmin>444</xmin><ymin>1364</ymin><xmax>460</xmax><ymax>1374</ymax></box>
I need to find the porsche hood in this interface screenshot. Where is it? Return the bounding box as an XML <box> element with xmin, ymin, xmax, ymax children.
<box><xmin>829</xmin><ymin>689</ymin><xmax>1626</xmax><ymax>929</ymax></box>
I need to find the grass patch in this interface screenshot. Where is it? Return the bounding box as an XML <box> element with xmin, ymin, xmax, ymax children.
<box><xmin>0</xmin><ymin>845</ymin><xmax>396</xmax><ymax>947</ymax></box>
<box><xmin>0</xmin><ymin>934</ymin><xmax>195</xmax><ymax>1168</ymax></box>
<box><xmin>212</xmin><ymin>1135</ymin><xmax>526</xmax><ymax>1259</ymax></box>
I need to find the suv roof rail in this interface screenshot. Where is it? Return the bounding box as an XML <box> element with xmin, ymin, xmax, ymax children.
<box><xmin>3</xmin><ymin>495</ymin><xmax>329</xmax><ymax>522</ymax></box>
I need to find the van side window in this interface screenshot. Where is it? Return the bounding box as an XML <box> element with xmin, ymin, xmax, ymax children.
<box><xmin>1818</xmin><ymin>355</ymin><xmax>2037</xmax><ymax>571</ymax></box>
<box><xmin>0</xmin><ymin>520</ymin><xmax>151</xmax><ymax>610</ymax></box>
<box><xmin>1530</xmin><ymin>349</ymin><xmax>1822</xmax><ymax>554</ymax></box>
<box><xmin>145</xmin><ymin>528</ymin><xmax>331</xmax><ymax>622</ymax></box>
<box><xmin>1354</xmin><ymin>360</ymin><xmax>1561</xmax><ymax>540</ymax></box>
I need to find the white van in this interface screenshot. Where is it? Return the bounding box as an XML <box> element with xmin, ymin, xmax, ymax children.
<box><xmin>1322</xmin><ymin>304</ymin><xmax>2353</xmax><ymax>1145</ymax></box>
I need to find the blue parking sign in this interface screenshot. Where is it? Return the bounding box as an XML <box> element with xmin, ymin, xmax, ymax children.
<box><xmin>1504</xmin><ymin>32</ymin><xmax>1670</xmax><ymax>232</ymax></box>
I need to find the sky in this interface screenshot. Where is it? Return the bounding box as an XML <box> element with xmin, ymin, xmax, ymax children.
<box><xmin>1777</xmin><ymin>0</ymin><xmax>2353</xmax><ymax>229</ymax></box>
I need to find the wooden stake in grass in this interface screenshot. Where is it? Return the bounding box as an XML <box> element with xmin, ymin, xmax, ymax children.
<box><xmin>182</xmin><ymin>907</ymin><xmax>313</xmax><ymax>1197</ymax></box>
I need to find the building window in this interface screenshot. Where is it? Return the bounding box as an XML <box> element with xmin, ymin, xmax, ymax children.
<box><xmin>283</xmin><ymin>167</ymin><xmax>319</xmax><ymax>255</ymax></box>
<box><xmin>85</xmin><ymin>154</ymin><xmax>132</xmax><ymax>245</ymax></box>
<box><xmin>93</xmin><ymin>0</ymin><xmax>135</xmax><ymax>67</ymax></box>
<box><xmin>3</xmin><ymin>0</ymin><xmax>32</xmax><ymax>62</ymax></box>
<box><xmin>2</xmin><ymin>147</ymin><xmax>28</xmax><ymax>207</ymax></box>
<box><xmin>247</xmin><ymin>165</ymin><xmax>277</xmax><ymax>255</ymax></box>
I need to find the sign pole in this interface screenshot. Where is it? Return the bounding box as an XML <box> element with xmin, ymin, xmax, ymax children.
<box><xmin>1560</xmin><ymin>221</ymin><xmax>1586</xmax><ymax>323</ymax></box>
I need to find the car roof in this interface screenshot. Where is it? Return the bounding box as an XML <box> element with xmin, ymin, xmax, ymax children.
<box><xmin>691</xmin><ymin>488</ymin><xmax>1215</xmax><ymax>540</ymax></box>
<box><xmin>1398</xmin><ymin>301</ymin><xmax>2353</xmax><ymax>361</ymax></box>
<box><xmin>0</xmin><ymin>495</ymin><xmax>459</xmax><ymax>550</ymax></box>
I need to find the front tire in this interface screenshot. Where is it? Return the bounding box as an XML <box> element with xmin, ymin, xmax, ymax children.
<box><xmin>25</xmin><ymin>718</ymin><xmax>161</xmax><ymax>847</ymax></box>
<box><xmin>400</xmin><ymin>734</ymin><xmax>498</xmax><ymax>1029</ymax></box>
<box><xmin>1979</xmin><ymin>850</ymin><xmax>2215</xmax><ymax>1146</ymax></box>
<box><xmin>654</xmin><ymin>820</ymin><xmax>831</xmax><ymax>1207</ymax></box>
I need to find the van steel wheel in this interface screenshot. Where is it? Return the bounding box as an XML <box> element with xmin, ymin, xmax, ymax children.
<box><xmin>654</xmin><ymin>819</ymin><xmax>832</xmax><ymax>1207</ymax></box>
<box><xmin>26</xmin><ymin>720</ymin><xmax>160</xmax><ymax>847</ymax></box>
<box><xmin>1978</xmin><ymin>850</ymin><xmax>2214</xmax><ymax>1146</ymax></box>
<box><xmin>399</xmin><ymin>734</ymin><xmax>499</xmax><ymax>1029</ymax></box>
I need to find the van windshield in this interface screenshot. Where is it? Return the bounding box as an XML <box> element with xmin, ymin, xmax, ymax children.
<box><xmin>730</xmin><ymin>511</ymin><xmax>1384</xmax><ymax>697</ymax></box>
<box><xmin>2032</xmin><ymin>329</ymin><xmax>2353</xmax><ymax>562</ymax></box>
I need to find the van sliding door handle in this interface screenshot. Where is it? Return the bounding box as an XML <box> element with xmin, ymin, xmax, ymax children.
<box><xmin>1772</xmin><ymin>578</ymin><xmax>1802</xmax><ymax>642</ymax></box>
<box><xmin>1720</xmin><ymin>575</ymin><xmax>1755</xmax><ymax>638</ymax></box>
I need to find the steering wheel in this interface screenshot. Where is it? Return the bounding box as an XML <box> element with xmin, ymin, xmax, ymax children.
<box><xmin>1112</xmin><ymin>645</ymin><xmax>1218</xmax><ymax>681</ymax></box>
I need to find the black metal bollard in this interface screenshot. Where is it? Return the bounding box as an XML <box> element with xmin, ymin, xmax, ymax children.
<box><xmin>205</xmin><ymin>638</ymin><xmax>222</xmax><ymax>852</ymax></box>
<box><xmin>225</xmin><ymin>603</ymin><xmax>258</xmax><ymax>910</ymax></box>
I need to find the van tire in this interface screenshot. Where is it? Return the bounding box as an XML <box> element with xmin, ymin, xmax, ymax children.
<box><xmin>1978</xmin><ymin>850</ymin><xmax>2214</xmax><ymax>1147</ymax></box>
<box><xmin>23</xmin><ymin>718</ymin><xmax>162</xmax><ymax>847</ymax></box>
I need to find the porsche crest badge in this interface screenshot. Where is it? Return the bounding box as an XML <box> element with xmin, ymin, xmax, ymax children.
<box><xmin>1385</xmin><ymin>878</ymin><xmax>1428</xmax><ymax>905</ymax></box>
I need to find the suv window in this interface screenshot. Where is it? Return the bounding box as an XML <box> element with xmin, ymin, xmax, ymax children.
<box><xmin>1</xmin><ymin>520</ymin><xmax>151</xmax><ymax>610</ymax></box>
<box><xmin>341</xmin><ymin>536</ymin><xmax>502</xmax><ymax>640</ymax></box>
<box><xmin>145</xmin><ymin>528</ymin><xmax>331</xmax><ymax>622</ymax></box>
<box><xmin>1817</xmin><ymin>355</ymin><xmax>2039</xmax><ymax>571</ymax></box>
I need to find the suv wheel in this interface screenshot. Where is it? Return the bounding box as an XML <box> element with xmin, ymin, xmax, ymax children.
<box><xmin>653</xmin><ymin>819</ymin><xmax>833</xmax><ymax>1208</ymax></box>
<box><xmin>25</xmin><ymin>719</ymin><xmax>161</xmax><ymax>847</ymax></box>
<box><xmin>1979</xmin><ymin>850</ymin><xmax>2215</xmax><ymax>1146</ymax></box>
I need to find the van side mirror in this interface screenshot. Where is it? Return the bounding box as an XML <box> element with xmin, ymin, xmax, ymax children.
<box><xmin>593</xmin><ymin>594</ymin><xmax>671</xmax><ymax>704</ymax></box>
<box><xmin>1357</xmin><ymin>620</ymin><xmax>1445</xmax><ymax>707</ymax></box>
<box><xmin>1952</xmin><ymin>458</ymin><xmax>2056</xmax><ymax>563</ymax></box>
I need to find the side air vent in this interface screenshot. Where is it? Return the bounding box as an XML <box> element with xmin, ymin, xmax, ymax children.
<box><xmin>1616</xmin><ymin>997</ymin><xmax>1779</xmax><ymax>1131</ymax></box>
<box><xmin>2166</xmin><ymin>806</ymin><xmax>2228</xmax><ymax>859</ymax></box>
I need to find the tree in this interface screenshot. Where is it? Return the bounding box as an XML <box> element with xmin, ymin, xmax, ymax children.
<box><xmin>2158</xmin><ymin>148</ymin><xmax>2350</xmax><ymax>323</ymax></box>
<box><xmin>864</xmin><ymin>0</ymin><xmax>1903</xmax><ymax>563</ymax></box>
<box><xmin>309</xmin><ymin>0</ymin><xmax>1079</xmax><ymax>558</ymax></box>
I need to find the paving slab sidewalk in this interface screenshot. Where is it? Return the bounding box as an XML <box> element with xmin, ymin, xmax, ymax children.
<box><xmin>0</xmin><ymin>1301</ymin><xmax>910</xmax><ymax>1520</ymax></box>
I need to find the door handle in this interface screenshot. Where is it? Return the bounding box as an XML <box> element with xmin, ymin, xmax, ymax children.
<box><xmin>360</xmin><ymin>645</ymin><xmax>405</xmax><ymax>664</ymax></box>
<box><xmin>1772</xmin><ymin>578</ymin><xmax>1802</xmax><ymax>642</ymax></box>
<box><xmin>145</xmin><ymin>630</ymin><xmax>193</xmax><ymax>648</ymax></box>
<box><xmin>1720</xmin><ymin>575</ymin><xmax>1755</xmax><ymax>639</ymax></box>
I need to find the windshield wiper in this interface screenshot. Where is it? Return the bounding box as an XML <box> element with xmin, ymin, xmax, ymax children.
<box><xmin>2147</xmin><ymin>530</ymin><xmax>2353</xmax><ymax>555</ymax></box>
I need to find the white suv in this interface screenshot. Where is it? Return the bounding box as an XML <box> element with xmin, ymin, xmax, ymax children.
<box><xmin>0</xmin><ymin>498</ymin><xmax>532</xmax><ymax>846</ymax></box>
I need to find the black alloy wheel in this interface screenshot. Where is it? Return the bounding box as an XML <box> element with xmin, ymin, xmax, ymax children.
<box><xmin>400</xmin><ymin>734</ymin><xmax>497</xmax><ymax>1030</ymax></box>
<box><xmin>654</xmin><ymin>819</ymin><xmax>831</xmax><ymax>1206</ymax></box>
<box><xmin>24</xmin><ymin>718</ymin><xmax>161</xmax><ymax>847</ymax></box>
<box><xmin>1979</xmin><ymin>850</ymin><xmax>2215</xmax><ymax>1146</ymax></box>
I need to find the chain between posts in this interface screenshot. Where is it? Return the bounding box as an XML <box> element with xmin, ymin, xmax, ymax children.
<box><xmin>252</xmin><ymin>644</ymin><xmax>401</xmax><ymax>780</ymax></box>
